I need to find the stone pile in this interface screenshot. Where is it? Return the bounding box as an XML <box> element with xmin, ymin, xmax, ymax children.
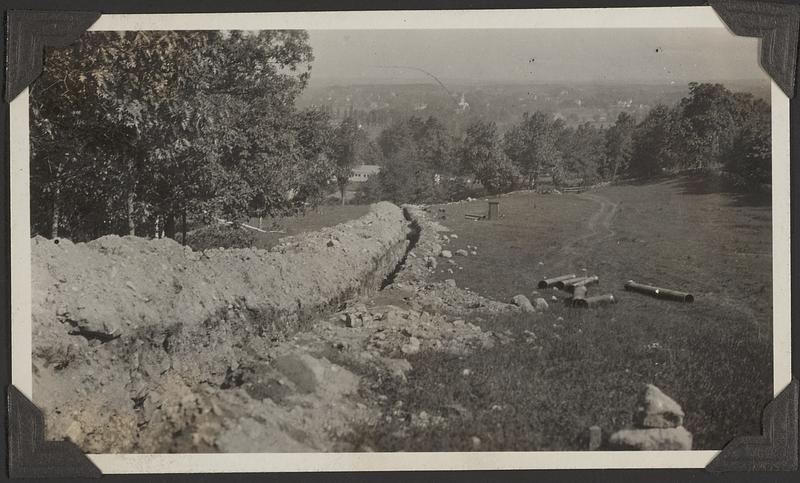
<box><xmin>510</xmin><ymin>294</ymin><xmax>549</xmax><ymax>313</ymax></box>
<box><xmin>608</xmin><ymin>384</ymin><xmax>692</xmax><ymax>450</ymax></box>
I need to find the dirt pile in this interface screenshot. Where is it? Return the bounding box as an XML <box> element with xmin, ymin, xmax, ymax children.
<box><xmin>33</xmin><ymin>201</ymin><xmax>408</xmax><ymax>347</ymax></box>
<box><xmin>32</xmin><ymin>202</ymin><xmax>410</xmax><ymax>452</ymax></box>
<box><xmin>32</xmin><ymin>201</ymin><xmax>526</xmax><ymax>453</ymax></box>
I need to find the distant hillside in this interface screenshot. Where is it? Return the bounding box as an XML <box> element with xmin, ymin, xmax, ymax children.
<box><xmin>296</xmin><ymin>80</ymin><xmax>770</xmax><ymax>135</ymax></box>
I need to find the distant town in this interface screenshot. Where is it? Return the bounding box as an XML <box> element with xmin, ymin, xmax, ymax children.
<box><xmin>298</xmin><ymin>80</ymin><xmax>770</xmax><ymax>136</ymax></box>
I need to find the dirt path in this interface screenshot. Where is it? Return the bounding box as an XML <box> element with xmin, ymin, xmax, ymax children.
<box><xmin>556</xmin><ymin>192</ymin><xmax>619</xmax><ymax>259</ymax></box>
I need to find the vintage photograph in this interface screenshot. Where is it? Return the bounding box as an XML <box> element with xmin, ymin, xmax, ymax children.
<box><xmin>18</xmin><ymin>10</ymin><xmax>784</xmax><ymax>465</ymax></box>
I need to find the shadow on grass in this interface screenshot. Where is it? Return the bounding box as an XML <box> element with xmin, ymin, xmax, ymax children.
<box><xmin>616</xmin><ymin>173</ymin><xmax>771</xmax><ymax>208</ymax></box>
<box><xmin>668</xmin><ymin>174</ymin><xmax>770</xmax><ymax>208</ymax></box>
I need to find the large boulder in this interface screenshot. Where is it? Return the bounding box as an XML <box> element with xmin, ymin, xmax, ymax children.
<box><xmin>608</xmin><ymin>427</ymin><xmax>692</xmax><ymax>450</ymax></box>
<box><xmin>634</xmin><ymin>384</ymin><xmax>685</xmax><ymax>429</ymax></box>
<box><xmin>511</xmin><ymin>295</ymin><xmax>536</xmax><ymax>313</ymax></box>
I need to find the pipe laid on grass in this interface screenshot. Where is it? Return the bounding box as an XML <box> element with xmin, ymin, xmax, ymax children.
<box><xmin>554</xmin><ymin>276</ymin><xmax>590</xmax><ymax>290</ymax></box>
<box><xmin>537</xmin><ymin>273</ymin><xmax>577</xmax><ymax>289</ymax></box>
<box><xmin>573</xmin><ymin>294</ymin><xmax>616</xmax><ymax>308</ymax></box>
<box><xmin>566</xmin><ymin>275</ymin><xmax>599</xmax><ymax>293</ymax></box>
<box><xmin>569</xmin><ymin>285</ymin><xmax>588</xmax><ymax>307</ymax></box>
<box><xmin>624</xmin><ymin>280</ymin><xmax>694</xmax><ymax>303</ymax></box>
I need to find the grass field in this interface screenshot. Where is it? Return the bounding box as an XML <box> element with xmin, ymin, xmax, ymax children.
<box><xmin>360</xmin><ymin>174</ymin><xmax>773</xmax><ymax>451</ymax></box>
<box><xmin>247</xmin><ymin>204</ymin><xmax>370</xmax><ymax>250</ymax></box>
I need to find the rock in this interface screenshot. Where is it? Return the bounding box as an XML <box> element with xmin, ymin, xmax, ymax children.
<box><xmin>383</xmin><ymin>358</ymin><xmax>412</xmax><ymax>381</ymax></box>
<box><xmin>534</xmin><ymin>298</ymin><xmax>549</xmax><ymax>311</ymax></box>
<box><xmin>326</xmin><ymin>239</ymin><xmax>340</xmax><ymax>248</ymax></box>
<box><xmin>273</xmin><ymin>353</ymin><xmax>326</xmax><ymax>393</ymax></box>
<box><xmin>440</xmin><ymin>250</ymin><xmax>453</xmax><ymax>258</ymax></box>
<box><xmin>450</xmin><ymin>234</ymin><xmax>458</xmax><ymax>239</ymax></box>
<box><xmin>425</xmin><ymin>256</ymin><xmax>437</xmax><ymax>269</ymax></box>
<box><xmin>608</xmin><ymin>427</ymin><xmax>692</xmax><ymax>450</ymax></box>
<box><xmin>445</xmin><ymin>279</ymin><xmax>457</xmax><ymax>288</ymax></box>
<box><xmin>511</xmin><ymin>294</ymin><xmax>536</xmax><ymax>313</ymax></box>
<box><xmin>401</xmin><ymin>336</ymin><xmax>421</xmax><ymax>355</ymax></box>
<box><xmin>345</xmin><ymin>313</ymin><xmax>363</xmax><ymax>328</ymax></box>
<box><xmin>633</xmin><ymin>384</ymin><xmax>685</xmax><ymax>428</ymax></box>
<box><xmin>470</xmin><ymin>251</ymin><xmax>477</xmax><ymax>256</ymax></box>
<box><xmin>455</xmin><ymin>249</ymin><xmax>469</xmax><ymax>257</ymax></box>
<box><xmin>471</xmin><ymin>436</ymin><xmax>481</xmax><ymax>449</ymax></box>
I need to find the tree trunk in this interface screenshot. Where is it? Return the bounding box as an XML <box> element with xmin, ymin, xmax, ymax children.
<box><xmin>181</xmin><ymin>210</ymin><xmax>187</xmax><ymax>246</ymax></box>
<box><xmin>340</xmin><ymin>185</ymin><xmax>346</xmax><ymax>205</ymax></box>
<box><xmin>126</xmin><ymin>157</ymin><xmax>136</xmax><ymax>236</ymax></box>
<box><xmin>165</xmin><ymin>213</ymin><xmax>176</xmax><ymax>239</ymax></box>
<box><xmin>51</xmin><ymin>184</ymin><xmax>60</xmax><ymax>239</ymax></box>
<box><xmin>126</xmin><ymin>191</ymin><xmax>135</xmax><ymax>236</ymax></box>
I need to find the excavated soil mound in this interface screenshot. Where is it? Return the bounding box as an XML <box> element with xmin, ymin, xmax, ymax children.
<box><xmin>32</xmin><ymin>202</ymin><xmax>410</xmax><ymax>452</ymax></box>
<box><xmin>32</xmin><ymin>201</ymin><xmax>528</xmax><ymax>453</ymax></box>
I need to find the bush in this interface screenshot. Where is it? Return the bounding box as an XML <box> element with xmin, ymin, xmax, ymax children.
<box><xmin>186</xmin><ymin>223</ymin><xmax>256</xmax><ymax>251</ymax></box>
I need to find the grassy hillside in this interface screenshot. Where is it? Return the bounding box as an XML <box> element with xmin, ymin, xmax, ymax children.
<box><xmin>358</xmin><ymin>175</ymin><xmax>772</xmax><ymax>450</ymax></box>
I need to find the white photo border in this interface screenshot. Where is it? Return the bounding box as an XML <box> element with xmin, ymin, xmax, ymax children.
<box><xmin>9</xmin><ymin>6</ymin><xmax>792</xmax><ymax>473</ymax></box>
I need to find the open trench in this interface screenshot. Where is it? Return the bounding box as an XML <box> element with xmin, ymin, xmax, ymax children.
<box><xmin>381</xmin><ymin>207</ymin><xmax>422</xmax><ymax>289</ymax></box>
<box><xmin>33</xmin><ymin>203</ymin><xmax>430</xmax><ymax>452</ymax></box>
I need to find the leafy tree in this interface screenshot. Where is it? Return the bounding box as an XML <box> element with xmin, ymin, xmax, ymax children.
<box><xmin>331</xmin><ymin>116</ymin><xmax>362</xmax><ymax>204</ymax></box>
<box><xmin>378</xmin><ymin>118</ymin><xmax>416</xmax><ymax>161</ymax></box>
<box><xmin>726</xmin><ymin>97</ymin><xmax>771</xmax><ymax>184</ymax></box>
<box><xmin>462</xmin><ymin>120</ymin><xmax>519</xmax><ymax>194</ymax></box>
<box><xmin>556</xmin><ymin>122</ymin><xmax>606</xmax><ymax>186</ymax></box>
<box><xmin>504</xmin><ymin>112</ymin><xmax>561</xmax><ymax>188</ymax></box>
<box><xmin>413</xmin><ymin>116</ymin><xmax>456</xmax><ymax>175</ymax></box>
<box><xmin>673</xmin><ymin>83</ymin><xmax>741</xmax><ymax>170</ymax></box>
<box><xmin>31</xmin><ymin>30</ymin><xmax>319</xmax><ymax>241</ymax></box>
<box><xmin>375</xmin><ymin>144</ymin><xmax>439</xmax><ymax>204</ymax></box>
<box><xmin>603</xmin><ymin>112</ymin><xmax>636</xmax><ymax>181</ymax></box>
<box><xmin>629</xmin><ymin>104</ymin><xmax>679</xmax><ymax>177</ymax></box>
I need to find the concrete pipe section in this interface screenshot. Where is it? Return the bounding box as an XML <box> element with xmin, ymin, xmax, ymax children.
<box><xmin>537</xmin><ymin>273</ymin><xmax>577</xmax><ymax>289</ymax></box>
<box><xmin>624</xmin><ymin>280</ymin><xmax>694</xmax><ymax>303</ymax></box>
<box><xmin>573</xmin><ymin>294</ymin><xmax>617</xmax><ymax>308</ymax></box>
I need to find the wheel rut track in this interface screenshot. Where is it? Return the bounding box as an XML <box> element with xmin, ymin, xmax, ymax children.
<box><xmin>555</xmin><ymin>192</ymin><xmax>619</xmax><ymax>260</ymax></box>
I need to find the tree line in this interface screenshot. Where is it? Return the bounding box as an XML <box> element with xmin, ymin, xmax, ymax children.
<box><xmin>32</xmin><ymin>30</ymin><xmax>334</xmax><ymax>242</ymax></box>
<box><xmin>31</xmin><ymin>29</ymin><xmax>770</xmax><ymax>242</ymax></box>
<box><xmin>355</xmin><ymin>82</ymin><xmax>770</xmax><ymax>205</ymax></box>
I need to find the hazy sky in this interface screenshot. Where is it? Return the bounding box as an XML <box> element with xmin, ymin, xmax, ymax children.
<box><xmin>306</xmin><ymin>28</ymin><xmax>767</xmax><ymax>86</ymax></box>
